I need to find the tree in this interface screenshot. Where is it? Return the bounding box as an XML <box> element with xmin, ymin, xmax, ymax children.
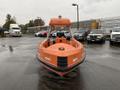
<box><xmin>6</xmin><ymin>14</ymin><xmax>11</xmax><ymax>22</ymax></box>
<box><xmin>28</xmin><ymin>20</ymin><xmax>34</xmax><ymax>27</ymax></box>
<box><xmin>11</xmin><ymin>18</ymin><xmax>16</xmax><ymax>24</ymax></box>
<box><xmin>19</xmin><ymin>24</ymin><xmax>28</xmax><ymax>34</ymax></box>
<box><xmin>20</xmin><ymin>17</ymin><xmax>45</xmax><ymax>34</ymax></box>
<box><xmin>3</xmin><ymin>14</ymin><xmax>16</xmax><ymax>30</ymax></box>
<box><xmin>34</xmin><ymin>18</ymin><xmax>45</xmax><ymax>26</ymax></box>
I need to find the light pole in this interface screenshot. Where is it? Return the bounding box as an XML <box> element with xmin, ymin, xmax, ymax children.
<box><xmin>72</xmin><ymin>3</ymin><xmax>80</xmax><ymax>30</ymax></box>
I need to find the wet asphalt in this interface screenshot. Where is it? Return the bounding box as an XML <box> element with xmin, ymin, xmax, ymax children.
<box><xmin>0</xmin><ymin>35</ymin><xmax>120</xmax><ymax>90</ymax></box>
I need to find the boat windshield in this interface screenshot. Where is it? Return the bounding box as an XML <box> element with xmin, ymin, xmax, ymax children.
<box><xmin>53</xmin><ymin>26</ymin><xmax>69</xmax><ymax>31</ymax></box>
<box><xmin>49</xmin><ymin>25</ymin><xmax>72</xmax><ymax>38</ymax></box>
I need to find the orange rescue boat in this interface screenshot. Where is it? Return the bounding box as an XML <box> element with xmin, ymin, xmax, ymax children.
<box><xmin>37</xmin><ymin>17</ymin><xmax>85</xmax><ymax>76</ymax></box>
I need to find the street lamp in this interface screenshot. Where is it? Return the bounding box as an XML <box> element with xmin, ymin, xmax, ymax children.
<box><xmin>72</xmin><ymin>3</ymin><xmax>80</xmax><ymax>30</ymax></box>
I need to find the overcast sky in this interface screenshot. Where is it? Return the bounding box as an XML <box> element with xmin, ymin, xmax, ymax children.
<box><xmin>0</xmin><ymin>0</ymin><xmax>120</xmax><ymax>25</ymax></box>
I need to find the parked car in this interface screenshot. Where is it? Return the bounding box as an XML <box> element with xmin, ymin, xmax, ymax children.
<box><xmin>73</xmin><ymin>29</ymin><xmax>90</xmax><ymax>41</ymax></box>
<box><xmin>35</xmin><ymin>31</ymin><xmax>48</xmax><ymax>37</ymax></box>
<box><xmin>51</xmin><ymin>31</ymin><xmax>71</xmax><ymax>40</ymax></box>
<box><xmin>0</xmin><ymin>28</ymin><xmax>8</xmax><ymax>37</ymax></box>
<box><xmin>51</xmin><ymin>31</ymin><xmax>57</xmax><ymax>37</ymax></box>
<box><xmin>110</xmin><ymin>27</ymin><xmax>120</xmax><ymax>45</ymax></box>
<box><xmin>87</xmin><ymin>30</ymin><xmax>105</xmax><ymax>43</ymax></box>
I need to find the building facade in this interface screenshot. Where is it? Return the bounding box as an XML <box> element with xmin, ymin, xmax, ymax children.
<box><xmin>100</xmin><ymin>16</ymin><xmax>120</xmax><ymax>33</ymax></box>
<box><xmin>27</xmin><ymin>16</ymin><xmax>120</xmax><ymax>34</ymax></box>
<box><xmin>71</xmin><ymin>19</ymin><xmax>99</xmax><ymax>30</ymax></box>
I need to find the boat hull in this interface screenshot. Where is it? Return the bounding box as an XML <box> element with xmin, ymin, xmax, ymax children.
<box><xmin>37</xmin><ymin>53</ymin><xmax>85</xmax><ymax>76</ymax></box>
<box><xmin>37</xmin><ymin>39</ymin><xmax>86</xmax><ymax>76</ymax></box>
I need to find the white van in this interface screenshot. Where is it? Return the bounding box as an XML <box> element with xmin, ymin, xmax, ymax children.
<box><xmin>9</xmin><ymin>24</ymin><xmax>22</xmax><ymax>37</ymax></box>
<box><xmin>110</xmin><ymin>27</ymin><xmax>120</xmax><ymax>45</ymax></box>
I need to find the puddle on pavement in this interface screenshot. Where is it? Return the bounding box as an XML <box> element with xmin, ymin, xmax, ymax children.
<box><xmin>37</xmin><ymin>67</ymin><xmax>84</xmax><ymax>90</ymax></box>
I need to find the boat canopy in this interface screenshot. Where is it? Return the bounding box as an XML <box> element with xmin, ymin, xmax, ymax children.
<box><xmin>49</xmin><ymin>18</ymin><xmax>71</xmax><ymax>26</ymax></box>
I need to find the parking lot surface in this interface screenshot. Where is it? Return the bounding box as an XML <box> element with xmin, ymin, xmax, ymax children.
<box><xmin>0</xmin><ymin>35</ymin><xmax>120</xmax><ymax>90</ymax></box>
